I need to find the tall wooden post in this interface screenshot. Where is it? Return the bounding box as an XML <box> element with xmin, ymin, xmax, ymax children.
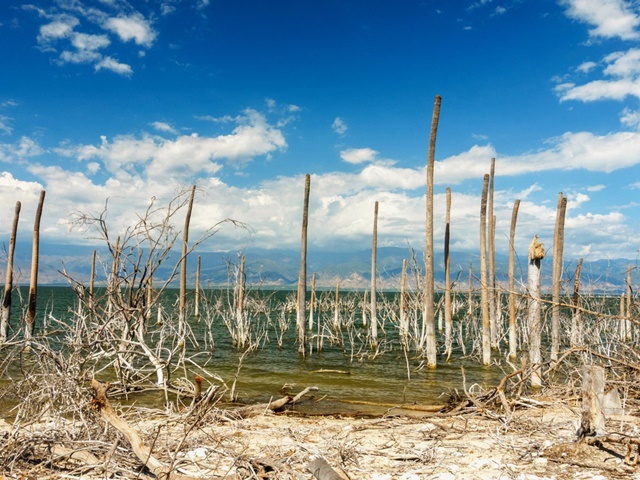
<box><xmin>571</xmin><ymin>258</ymin><xmax>584</xmax><ymax>346</ymax></box>
<box><xmin>551</xmin><ymin>193</ymin><xmax>567</xmax><ymax>361</ymax></box>
<box><xmin>444</xmin><ymin>187</ymin><xmax>453</xmax><ymax>359</ymax></box>
<box><xmin>1</xmin><ymin>201</ymin><xmax>20</xmax><ymax>342</ymax></box>
<box><xmin>528</xmin><ymin>235</ymin><xmax>545</xmax><ymax>388</ymax></box>
<box><xmin>479</xmin><ymin>174</ymin><xmax>491</xmax><ymax>366</ymax></box>
<box><xmin>25</xmin><ymin>191</ymin><xmax>45</xmax><ymax>340</ymax></box>
<box><xmin>425</xmin><ymin>95</ymin><xmax>442</xmax><ymax>367</ymax></box>
<box><xmin>370</xmin><ymin>201</ymin><xmax>379</xmax><ymax>347</ymax></box>
<box><xmin>297</xmin><ymin>173</ymin><xmax>311</xmax><ymax>355</ymax></box>
<box><xmin>179</xmin><ymin>185</ymin><xmax>196</xmax><ymax>341</ymax></box>
<box><xmin>194</xmin><ymin>255</ymin><xmax>201</xmax><ymax>317</ymax></box>
<box><xmin>508</xmin><ymin>199</ymin><xmax>520</xmax><ymax>359</ymax></box>
<box><xmin>488</xmin><ymin>158</ymin><xmax>498</xmax><ymax>348</ymax></box>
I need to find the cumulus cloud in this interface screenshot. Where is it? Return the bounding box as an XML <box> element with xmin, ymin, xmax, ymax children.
<box><xmin>95</xmin><ymin>57</ymin><xmax>133</xmax><ymax>75</ymax></box>
<box><xmin>64</xmin><ymin>109</ymin><xmax>286</xmax><ymax>180</ymax></box>
<box><xmin>104</xmin><ymin>13</ymin><xmax>157</xmax><ymax>47</ymax></box>
<box><xmin>561</xmin><ymin>0</ymin><xmax>640</xmax><ymax>40</ymax></box>
<box><xmin>340</xmin><ymin>147</ymin><xmax>378</xmax><ymax>164</ymax></box>
<box><xmin>150</xmin><ymin>121</ymin><xmax>177</xmax><ymax>134</ymax></box>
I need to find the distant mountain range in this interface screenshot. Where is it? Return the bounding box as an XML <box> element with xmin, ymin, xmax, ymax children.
<box><xmin>1</xmin><ymin>241</ymin><xmax>636</xmax><ymax>292</ymax></box>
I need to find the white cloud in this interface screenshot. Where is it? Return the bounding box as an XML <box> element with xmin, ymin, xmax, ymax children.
<box><xmin>340</xmin><ymin>147</ymin><xmax>378</xmax><ymax>164</ymax></box>
<box><xmin>620</xmin><ymin>107</ymin><xmax>640</xmax><ymax>128</ymax></box>
<box><xmin>95</xmin><ymin>56</ymin><xmax>133</xmax><ymax>76</ymax></box>
<box><xmin>561</xmin><ymin>0</ymin><xmax>640</xmax><ymax>40</ymax></box>
<box><xmin>104</xmin><ymin>13</ymin><xmax>157</xmax><ymax>47</ymax></box>
<box><xmin>66</xmin><ymin>109</ymin><xmax>286</xmax><ymax>179</ymax></box>
<box><xmin>38</xmin><ymin>16</ymin><xmax>79</xmax><ymax>44</ymax></box>
<box><xmin>332</xmin><ymin>117</ymin><xmax>348</xmax><ymax>136</ymax></box>
<box><xmin>577</xmin><ymin>61</ymin><xmax>597</xmax><ymax>73</ymax></box>
<box><xmin>0</xmin><ymin>116</ymin><xmax>13</xmax><ymax>135</ymax></box>
<box><xmin>150</xmin><ymin>121</ymin><xmax>177</xmax><ymax>134</ymax></box>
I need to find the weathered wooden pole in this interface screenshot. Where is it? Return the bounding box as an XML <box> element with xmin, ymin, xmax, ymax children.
<box><xmin>25</xmin><ymin>190</ymin><xmax>45</xmax><ymax>341</ymax></box>
<box><xmin>297</xmin><ymin>173</ymin><xmax>311</xmax><ymax>355</ymax></box>
<box><xmin>400</xmin><ymin>258</ymin><xmax>408</xmax><ymax>347</ymax></box>
<box><xmin>1</xmin><ymin>201</ymin><xmax>20</xmax><ymax>342</ymax></box>
<box><xmin>308</xmin><ymin>272</ymin><xmax>316</xmax><ymax>332</ymax></box>
<box><xmin>479</xmin><ymin>174</ymin><xmax>491</xmax><ymax>366</ymax></box>
<box><xmin>528</xmin><ymin>235</ymin><xmax>545</xmax><ymax>388</ymax></box>
<box><xmin>194</xmin><ymin>255</ymin><xmax>201</xmax><ymax>317</ymax></box>
<box><xmin>551</xmin><ymin>193</ymin><xmax>567</xmax><ymax>361</ymax></box>
<box><xmin>370</xmin><ymin>200</ymin><xmax>379</xmax><ymax>348</ymax></box>
<box><xmin>178</xmin><ymin>185</ymin><xmax>196</xmax><ymax>341</ymax></box>
<box><xmin>444</xmin><ymin>187</ymin><xmax>453</xmax><ymax>359</ymax></box>
<box><xmin>508</xmin><ymin>199</ymin><xmax>520</xmax><ymax>359</ymax></box>
<box><xmin>425</xmin><ymin>95</ymin><xmax>442</xmax><ymax>367</ymax></box>
<box><xmin>89</xmin><ymin>249</ymin><xmax>96</xmax><ymax>314</ymax></box>
<box><xmin>624</xmin><ymin>265</ymin><xmax>633</xmax><ymax>341</ymax></box>
<box><xmin>488</xmin><ymin>158</ymin><xmax>498</xmax><ymax>349</ymax></box>
<box><xmin>570</xmin><ymin>257</ymin><xmax>584</xmax><ymax>346</ymax></box>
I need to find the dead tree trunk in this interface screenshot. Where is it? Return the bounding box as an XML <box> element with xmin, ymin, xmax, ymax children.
<box><xmin>179</xmin><ymin>185</ymin><xmax>196</xmax><ymax>341</ymax></box>
<box><xmin>571</xmin><ymin>257</ymin><xmax>584</xmax><ymax>346</ymax></box>
<box><xmin>25</xmin><ymin>190</ymin><xmax>45</xmax><ymax>341</ymax></box>
<box><xmin>488</xmin><ymin>158</ymin><xmax>498</xmax><ymax>349</ymax></box>
<box><xmin>508</xmin><ymin>199</ymin><xmax>520</xmax><ymax>359</ymax></box>
<box><xmin>444</xmin><ymin>187</ymin><xmax>453</xmax><ymax>359</ymax></box>
<box><xmin>425</xmin><ymin>94</ymin><xmax>442</xmax><ymax>367</ymax></box>
<box><xmin>370</xmin><ymin>200</ymin><xmax>379</xmax><ymax>348</ymax></box>
<box><xmin>89</xmin><ymin>249</ymin><xmax>96</xmax><ymax>314</ymax></box>
<box><xmin>297</xmin><ymin>173</ymin><xmax>311</xmax><ymax>355</ymax></box>
<box><xmin>400</xmin><ymin>258</ymin><xmax>408</xmax><ymax>347</ymax></box>
<box><xmin>194</xmin><ymin>255</ymin><xmax>201</xmax><ymax>317</ymax></box>
<box><xmin>528</xmin><ymin>235</ymin><xmax>545</xmax><ymax>388</ymax></box>
<box><xmin>479</xmin><ymin>174</ymin><xmax>491</xmax><ymax>366</ymax></box>
<box><xmin>578</xmin><ymin>365</ymin><xmax>605</xmax><ymax>439</ymax></box>
<box><xmin>624</xmin><ymin>265</ymin><xmax>633</xmax><ymax>341</ymax></box>
<box><xmin>1</xmin><ymin>201</ymin><xmax>20</xmax><ymax>342</ymax></box>
<box><xmin>309</xmin><ymin>272</ymin><xmax>316</xmax><ymax>332</ymax></box>
<box><xmin>551</xmin><ymin>193</ymin><xmax>567</xmax><ymax>361</ymax></box>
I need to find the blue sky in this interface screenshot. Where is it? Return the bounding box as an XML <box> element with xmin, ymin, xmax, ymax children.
<box><xmin>1</xmin><ymin>0</ymin><xmax>640</xmax><ymax>265</ymax></box>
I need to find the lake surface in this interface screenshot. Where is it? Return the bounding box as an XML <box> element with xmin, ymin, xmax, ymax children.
<box><xmin>1</xmin><ymin>286</ymin><xmax>510</xmax><ymax>415</ymax></box>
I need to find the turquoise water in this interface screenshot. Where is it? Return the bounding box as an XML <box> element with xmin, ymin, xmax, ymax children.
<box><xmin>1</xmin><ymin>286</ymin><xmax>508</xmax><ymax>415</ymax></box>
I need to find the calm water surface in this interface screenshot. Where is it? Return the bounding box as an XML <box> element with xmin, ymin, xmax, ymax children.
<box><xmin>1</xmin><ymin>286</ymin><xmax>507</xmax><ymax>415</ymax></box>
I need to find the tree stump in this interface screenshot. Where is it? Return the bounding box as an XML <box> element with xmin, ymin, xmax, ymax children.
<box><xmin>578</xmin><ymin>365</ymin><xmax>605</xmax><ymax>439</ymax></box>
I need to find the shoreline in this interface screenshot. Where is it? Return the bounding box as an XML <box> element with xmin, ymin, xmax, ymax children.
<box><xmin>2</xmin><ymin>391</ymin><xmax>638</xmax><ymax>479</ymax></box>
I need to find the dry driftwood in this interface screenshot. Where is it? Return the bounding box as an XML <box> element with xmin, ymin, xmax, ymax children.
<box><xmin>308</xmin><ymin>456</ymin><xmax>349</xmax><ymax>480</ymax></box>
<box><xmin>236</xmin><ymin>386</ymin><xmax>318</xmax><ymax>418</ymax></box>
<box><xmin>90</xmin><ymin>378</ymin><xmax>200</xmax><ymax>480</ymax></box>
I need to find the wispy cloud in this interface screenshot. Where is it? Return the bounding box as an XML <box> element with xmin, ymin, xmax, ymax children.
<box><xmin>332</xmin><ymin>117</ymin><xmax>348</xmax><ymax>136</ymax></box>
<box><xmin>340</xmin><ymin>147</ymin><xmax>377</xmax><ymax>164</ymax></box>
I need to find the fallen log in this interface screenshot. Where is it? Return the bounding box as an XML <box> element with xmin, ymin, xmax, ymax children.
<box><xmin>308</xmin><ymin>456</ymin><xmax>349</xmax><ymax>480</ymax></box>
<box><xmin>90</xmin><ymin>378</ymin><xmax>200</xmax><ymax>480</ymax></box>
<box><xmin>236</xmin><ymin>386</ymin><xmax>318</xmax><ymax>418</ymax></box>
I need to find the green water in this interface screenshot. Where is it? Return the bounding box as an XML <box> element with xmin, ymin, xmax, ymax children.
<box><xmin>1</xmin><ymin>286</ymin><xmax>506</xmax><ymax>415</ymax></box>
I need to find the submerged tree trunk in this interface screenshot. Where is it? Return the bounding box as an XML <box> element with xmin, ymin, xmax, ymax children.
<box><xmin>571</xmin><ymin>257</ymin><xmax>584</xmax><ymax>347</ymax></box>
<box><xmin>488</xmin><ymin>159</ymin><xmax>498</xmax><ymax>349</ymax></box>
<box><xmin>1</xmin><ymin>201</ymin><xmax>20</xmax><ymax>343</ymax></box>
<box><xmin>444</xmin><ymin>187</ymin><xmax>453</xmax><ymax>359</ymax></box>
<box><xmin>551</xmin><ymin>193</ymin><xmax>567</xmax><ymax>361</ymax></box>
<box><xmin>508</xmin><ymin>199</ymin><xmax>520</xmax><ymax>359</ymax></box>
<box><xmin>425</xmin><ymin>95</ymin><xmax>442</xmax><ymax>367</ymax></box>
<box><xmin>400</xmin><ymin>258</ymin><xmax>408</xmax><ymax>347</ymax></box>
<box><xmin>371</xmin><ymin>201</ymin><xmax>379</xmax><ymax>348</ymax></box>
<box><xmin>25</xmin><ymin>190</ymin><xmax>45</xmax><ymax>341</ymax></box>
<box><xmin>178</xmin><ymin>185</ymin><xmax>196</xmax><ymax>341</ymax></box>
<box><xmin>194</xmin><ymin>255</ymin><xmax>201</xmax><ymax>318</ymax></box>
<box><xmin>297</xmin><ymin>173</ymin><xmax>311</xmax><ymax>356</ymax></box>
<box><xmin>528</xmin><ymin>235</ymin><xmax>545</xmax><ymax>388</ymax></box>
<box><xmin>309</xmin><ymin>272</ymin><xmax>316</xmax><ymax>332</ymax></box>
<box><xmin>479</xmin><ymin>174</ymin><xmax>491</xmax><ymax>366</ymax></box>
